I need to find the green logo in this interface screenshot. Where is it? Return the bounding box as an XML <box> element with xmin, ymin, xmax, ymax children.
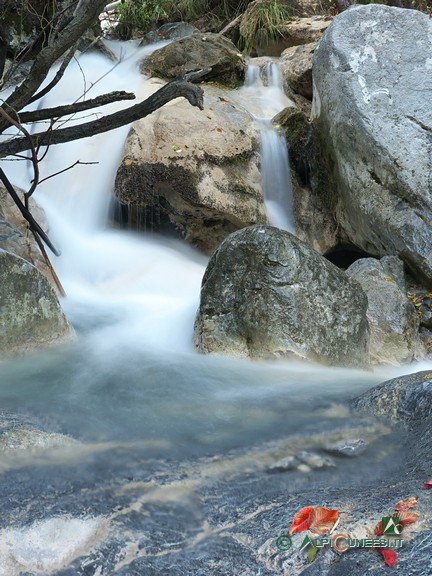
<box><xmin>382</xmin><ymin>516</ymin><xmax>401</xmax><ymax>535</ymax></box>
<box><xmin>275</xmin><ymin>534</ymin><xmax>292</xmax><ymax>551</ymax></box>
<box><xmin>299</xmin><ymin>535</ymin><xmax>314</xmax><ymax>551</ymax></box>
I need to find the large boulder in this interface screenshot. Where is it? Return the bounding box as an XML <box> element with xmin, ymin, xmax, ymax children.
<box><xmin>312</xmin><ymin>5</ymin><xmax>432</xmax><ymax>287</ymax></box>
<box><xmin>194</xmin><ymin>225</ymin><xmax>370</xmax><ymax>367</ymax></box>
<box><xmin>114</xmin><ymin>85</ymin><xmax>266</xmax><ymax>254</ymax></box>
<box><xmin>346</xmin><ymin>257</ymin><xmax>420</xmax><ymax>365</ymax></box>
<box><xmin>143</xmin><ymin>32</ymin><xmax>245</xmax><ymax>87</ymax></box>
<box><xmin>0</xmin><ymin>250</ymin><xmax>73</xmax><ymax>357</ymax></box>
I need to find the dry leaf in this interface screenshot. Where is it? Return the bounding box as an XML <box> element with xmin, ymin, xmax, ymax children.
<box><xmin>378</xmin><ymin>548</ymin><xmax>397</xmax><ymax>568</ymax></box>
<box><xmin>397</xmin><ymin>511</ymin><xmax>419</xmax><ymax>527</ymax></box>
<box><xmin>288</xmin><ymin>506</ymin><xmax>314</xmax><ymax>536</ymax></box>
<box><xmin>394</xmin><ymin>496</ymin><xmax>418</xmax><ymax>511</ymax></box>
<box><xmin>288</xmin><ymin>506</ymin><xmax>338</xmax><ymax>536</ymax></box>
<box><xmin>374</xmin><ymin>520</ymin><xmax>383</xmax><ymax>536</ymax></box>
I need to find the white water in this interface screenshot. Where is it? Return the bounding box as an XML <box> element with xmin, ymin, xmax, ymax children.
<box><xmin>1</xmin><ymin>43</ymin><xmax>430</xmax><ymax>457</ymax></box>
<box><xmin>242</xmin><ymin>61</ymin><xmax>295</xmax><ymax>232</ymax></box>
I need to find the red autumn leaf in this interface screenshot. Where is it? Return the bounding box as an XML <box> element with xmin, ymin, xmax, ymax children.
<box><xmin>288</xmin><ymin>507</ymin><xmax>314</xmax><ymax>535</ymax></box>
<box><xmin>374</xmin><ymin>520</ymin><xmax>383</xmax><ymax>536</ymax></box>
<box><xmin>396</xmin><ymin>511</ymin><xmax>419</xmax><ymax>527</ymax></box>
<box><xmin>378</xmin><ymin>548</ymin><xmax>397</xmax><ymax>568</ymax></box>
<box><xmin>423</xmin><ymin>479</ymin><xmax>432</xmax><ymax>490</ymax></box>
<box><xmin>394</xmin><ymin>496</ymin><xmax>418</xmax><ymax>511</ymax></box>
<box><xmin>309</xmin><ymin>507</ymin><xmax>339</xmax><ymax>535</ymax></box>
<box><xmin>288</xmin><ymin>506</ymin><xmax>338</xmax><ymax>536</ymax></box>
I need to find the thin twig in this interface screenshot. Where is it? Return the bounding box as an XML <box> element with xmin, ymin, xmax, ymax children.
<box><xmin>27</xmin><ymin>44</ymin><xmax>77</xmax><ymax>105</ymax></box>
<box><xmin>36</xmin><ymin>160</ymin><xmax>98</xmax><ymax>185</ymax></box>
<box><xmin>0</xmin><ymin>106</ymin><xmax>39</xmax><ymax>201</ymax></box>
<box><xmin>31</xmin><ymin>228</ymin><xmax>66</xmax><ymax>296</ymax></box>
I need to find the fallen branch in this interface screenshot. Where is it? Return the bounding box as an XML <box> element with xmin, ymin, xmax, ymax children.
<box><xmin>0</xmin><ymin>80</ymin><xmax>204</xmax><ymax>157</ymax></box>
<box><xmin>0</xmin><ymin>166</ymin><xmax>60</xmax><ymax>256</ymax></box>
<box><xmin>18</xmin><ymin>90</ymin><xmax>136</xmax><ymax>124</ymax></box>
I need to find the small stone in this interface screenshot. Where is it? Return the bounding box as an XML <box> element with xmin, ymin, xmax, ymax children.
<box><xmin>267</xmin><ymin>455</ymin><xmax>300</xmax><ymax>472</ymax></box>
<box><xmin>296</xmin><ymin>451</ymin><xmax>336</xmax><ymax>469</ymax></box>
<box><xmin>323</xmin><ymin>438</ymin><xmax>368</xmax><ymax>458</ymax></box>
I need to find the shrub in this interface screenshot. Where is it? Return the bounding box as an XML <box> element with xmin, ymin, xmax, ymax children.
<box><xmin>239</xmin><ymin>0</ymin><xmax>294</xmax><ymax>55</ymax></box>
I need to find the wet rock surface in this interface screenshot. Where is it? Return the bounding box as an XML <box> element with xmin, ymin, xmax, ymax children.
<box><xmin>0</xmin><ymin>386</ymin><xmax>430</xmax><ymax>576</ymax></box>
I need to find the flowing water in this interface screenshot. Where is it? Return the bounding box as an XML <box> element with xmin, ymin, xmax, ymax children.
<box><xmin>242</xmin><ymin>61</ymin><xmax>295</xmax><ymax>232</ymax></box>
<box><xmin>0</xmin><ymin>43</ymin><xmax>428</xmax><ymax>471</ymax></box>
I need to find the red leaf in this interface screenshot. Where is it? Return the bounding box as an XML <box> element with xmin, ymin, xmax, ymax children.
<box><xmin>288</xmin><ymin>507</ymin><xmax>314</xmax><ymax>536</ymax></box>
<box><xmin>396</xmin><ymin>511</ymin><xmax>419</xmax><ymax>527</ymax></box>
<box><xmin>309</xmin><ymin>507</ymin><xmax>339</xmax><ymax>535</ymax></box>
<box><xmin>374</xmin><ymin>520</ymin><xmax>383</xmax><ymax>536</ymax></box>
<box><xmin>423</xmin><ymin>479</ymin><xmax>432</xmax><ymax>490</ymax></box>
<box><xmin>288</xmin><ymin>506</ymin><xmax>338</xmax><ymax>536</ymax></box>
<box><xmin>394</xmin><ymin>496</ymin><xmax>418</xmax><ymax>511</ymax></box>
<box><xmin>378</xmin><ymin>548</ymin><xmax>397</xmax><ymax>568</ymax></box>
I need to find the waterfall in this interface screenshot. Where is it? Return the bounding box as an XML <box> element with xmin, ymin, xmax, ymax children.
<box><xmin>0</xmin><ymin>42</ymin><xmax>425</xmax><ymax>457</ymax></box>
<box><xmin>242</xmin><ymin>61</ymin><xmax>295</xmax><ymax>233</ymax></box>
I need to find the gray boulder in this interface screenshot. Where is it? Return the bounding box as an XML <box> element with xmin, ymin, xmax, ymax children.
<box><xmin>194</xmin><ymin>225</ymin><xmax>369</xmax><ymax>367</ymax></box>
<box><xmin>312</xmin><ymin>5</ymin><xmax>432</xmax><ymax>286</ymax></box>
<box><xmin>115</xmin><ymin>84</ymin><xmax>266</xmax><ymax>254</ymax></box>
<box><xmin>143</xmin><ymin>32</ymin><xmax>245</xmax><ymax>87</ymax></box>
<box><xmin>0</xmin><ymin>250</ymin><xmax>73</xmax><ymax>357</ymax></box>
<box><xmin>346</xmin><ymin>257</ymin><xmax>420</xmax><ymax>365</ymax></box>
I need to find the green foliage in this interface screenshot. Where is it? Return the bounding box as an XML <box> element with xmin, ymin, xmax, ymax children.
<box><xmin>239</xmin><ymin>0</ymin><xmax>294</xmax><ymax>55</ymax></box>
<box><xmin>115</xmin><ymin>0</ymin><xmax>170</xmax><ymax>38</ymax></box>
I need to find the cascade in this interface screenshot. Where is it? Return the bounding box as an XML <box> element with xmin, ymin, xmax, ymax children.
<box><xmin>0</xmin><ymin>42</ymin><xmax>423</xmax><ymax>455</ymax></box>
<box><xmin>242</xmin><ymin>60</ymin><xmax>295</xmax><ymax>232</ymax></box>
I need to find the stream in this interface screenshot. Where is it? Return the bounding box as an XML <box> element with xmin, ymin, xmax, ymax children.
<box><xmin>0</xmin><ymin>40</ymin><xmax>430</xmax><ymax>575</ymax></box>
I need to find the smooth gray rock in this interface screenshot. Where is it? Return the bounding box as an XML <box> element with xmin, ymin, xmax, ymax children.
<box><xmin>194</xmin><ymin>225</ymin><xmax>369</xmax><ymax>367</ymax></box>
<box><xmin>312</xmin><ymin>5</ymin><xmax>432</xmax><ymax>286</ymax></box>
<box><xmin>346</xmin><ymin>257</ymin><xmax>420</xmax><ymax>365</ymax></box>
<box><xmin>0</xmin><ymin>249</ymin><xmax>73</xmax><ymax>357</ymax></box>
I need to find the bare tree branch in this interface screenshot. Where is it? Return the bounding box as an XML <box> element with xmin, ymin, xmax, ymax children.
<box><xmin>27</xmin><ymin>44</ymin><xmax>77</xmax><ymax>105</ymax></box>
<box><xmin>0</xmin><ymin>0</ymin><xmax>108</xmax><ymax>130</ymax></box>
<box><xmin>0</xmin><ymin>105</ymin><xmax>39</xmax><ymax>200</ymax></box>
<box><xmin>0</xmin><ymin>80</ymin><xmax>204</xmax><ymax>158</ymax></box>
<box><xmin>0</xmin><ymin>166</ymin><xmax>60</xmax><ymax>255</ymax></box>
<box><xmin>18</xmin><ymin>91</ymin><xmax>136</xmax><ymax>124</ymax></box>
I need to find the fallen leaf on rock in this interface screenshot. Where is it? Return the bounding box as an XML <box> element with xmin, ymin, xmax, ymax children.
<box><xmin>397</xmin><ymin>511</ymin><xmax>419</xmax><ymax>527</ymax></box>
<box><xmin>394</xmin><ymin>496</ymin><xmax>418</xmax><ymax>511</ymax></box>
<box><xmin>288</xmin><ymin>507</ymin><xmax>314</xmax><ymax>535</ymax></box>
<box><xmin>378</xmin><ymin>547</ymin><xmax>397</xmax><ymax>568</ymax></box>
<box><xmin>374</xmin><ymin>520</ymin><xmax>383</xmax><ymax>536</ymax></box>
<box><xmin>288</xmin><ymin>507</ymin><xmax>338</xmax><ymax>536</ymax></box>
<box><xmin>423</xmin><ymin>479</ymin><xmax>432</xmax><ymax>489</ymax></box>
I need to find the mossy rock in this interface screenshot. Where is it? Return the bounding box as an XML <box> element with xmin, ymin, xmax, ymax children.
<box><xmin>143</xmin><ymin>32</ymin><xmax>245</xmax><ymax>88</ymax></box>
